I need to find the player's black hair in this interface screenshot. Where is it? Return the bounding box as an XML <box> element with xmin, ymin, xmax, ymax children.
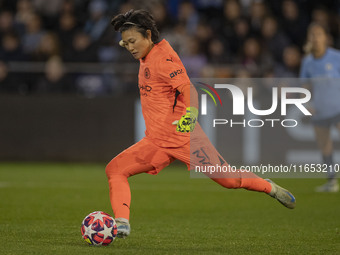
<box><xmin>111</xmin><ymin>9</ymin><xmax>160</xmax><ymax>43</ymax></box>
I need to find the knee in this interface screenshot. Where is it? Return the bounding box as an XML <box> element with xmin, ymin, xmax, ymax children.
<box><xmin>105</xmin><ymin>156</ymin><xmax>131</xmax><ymax>180</ymax></box>
<box><xmin>105</xmin><ymin>158</ymin><xmax>119</xmax><ymax>179</ymax></box>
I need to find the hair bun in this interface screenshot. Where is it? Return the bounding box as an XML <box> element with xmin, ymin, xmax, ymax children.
<box><xmin>123</xmin><ymin>9</ymin><xmax>134</xmax><ymax>19</ymax></box>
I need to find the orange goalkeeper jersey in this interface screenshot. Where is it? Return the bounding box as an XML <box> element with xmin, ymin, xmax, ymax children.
<box><xmin>138</xmin><ymin>39</ymin><xmax>191</xmax><ymax>148</ymax></box>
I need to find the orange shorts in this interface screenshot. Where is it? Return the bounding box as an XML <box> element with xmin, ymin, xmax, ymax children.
<box><xmin>110</xmin><ymin>125</ymin><xmax>227</xmax><ymax>176</ymax></box>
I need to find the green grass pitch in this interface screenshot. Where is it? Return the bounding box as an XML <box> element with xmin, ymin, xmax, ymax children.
<box><xmin>0</xmin><ymin>162</ymin><xmax>339</xmax><ymax>255</ymax></box>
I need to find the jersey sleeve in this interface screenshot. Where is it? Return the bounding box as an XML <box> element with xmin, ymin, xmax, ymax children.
<box><xmin>157</xmin><ymin>54</ymin><xmax>191</xmax><ymax>89</ymax></box>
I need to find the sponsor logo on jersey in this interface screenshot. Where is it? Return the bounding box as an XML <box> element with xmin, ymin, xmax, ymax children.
<box><xmin>139</xmin><ymin>84</ymin><xmax>152</xmax><ymax>97</ymax></box>
<box><xmin>169</xmin><ymin>69</ymin><xmax>183</xmax><ymax>78</ymax></box>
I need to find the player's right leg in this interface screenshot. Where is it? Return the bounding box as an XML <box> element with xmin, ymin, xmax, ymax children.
<box><xmin>205</xmin><ymin>163</ymin><xmax>296</xmax><ymax>209</ymax></box>
<box><xmin>186</xmin><ymin>125</ymin><xmax>296</xmax><ymax>208</ymax></box>
<box><xmin>105</xmin><ymin>137</ymin><xmax>172</xmax><ymax>238</ymax></box>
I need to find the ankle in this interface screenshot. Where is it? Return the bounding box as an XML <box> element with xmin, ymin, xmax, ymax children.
<box><xmin>269</xmin><ymin>183</ymin><xmax>277</xmax><ymax>196</ymax></box>
<box><xmin>116</xmin><ymin>217</ymin><xmax>129</xmax><ymax>223</ymax></box>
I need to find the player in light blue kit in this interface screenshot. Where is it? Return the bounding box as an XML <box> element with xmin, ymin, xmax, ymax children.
<box><xmin>300</xmin><ymin>23</ymin><xmax>340</xmax><ymax>192</ymax></box>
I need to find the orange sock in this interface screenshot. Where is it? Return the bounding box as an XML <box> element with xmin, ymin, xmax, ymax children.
<box><xmin>239</xmin><ymin>177</ymin><xmax>272</xmax><ymax>193</ymax></box>
<box><xmin>105</xmin><ymin>157</ymin><xmax>155</xmax><ymax>220</ymax></box>
<box><xmin>107</xmin><ymin>175</ymin><xmax>131</xmax><ymax>220</ymax></box>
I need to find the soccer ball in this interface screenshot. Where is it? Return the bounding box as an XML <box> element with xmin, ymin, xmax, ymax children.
<box><xmin>81</xmin><ymin>211</ymin><xmax>117</xmax><ymax>246</ymax></box>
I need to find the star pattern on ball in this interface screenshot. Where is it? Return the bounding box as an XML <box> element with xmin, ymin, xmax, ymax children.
<box><xmin>81</xmin><ymin>211</ymin><xmax>117</xmax><ymax>246</ymax></box>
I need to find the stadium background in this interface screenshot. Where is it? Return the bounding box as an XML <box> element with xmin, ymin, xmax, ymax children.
<box><xmin>0</xmin><ymin>0</ymin><xmax>340</xmax><ymax>163</ymax></box>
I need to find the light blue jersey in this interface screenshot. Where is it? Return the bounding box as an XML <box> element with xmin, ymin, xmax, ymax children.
<box><xmin>300</xmin><ymin>48</ymin><xmax>340</xmax><ymax>120</ymax></box>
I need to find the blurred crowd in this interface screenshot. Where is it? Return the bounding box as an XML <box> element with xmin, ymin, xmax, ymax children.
<box><xmin>0</xmin><ymin>0</ymin><xmax>340</xmax><ymax>96</ymax></box>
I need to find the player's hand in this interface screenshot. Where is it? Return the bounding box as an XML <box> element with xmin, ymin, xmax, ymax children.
<box><xmin>172</xmin><ymin>107</ymin><xmax>198</xmax><ymax>133</ymax></box>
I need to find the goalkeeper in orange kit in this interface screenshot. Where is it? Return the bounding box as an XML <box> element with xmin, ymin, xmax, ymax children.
<box><xmin>106</xmin><ymin>9</ymin><xmax>296</xmax><ymax>238</ymax></box>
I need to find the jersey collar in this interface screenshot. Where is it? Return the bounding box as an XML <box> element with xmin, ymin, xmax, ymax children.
<box><xmin>140</xmin><ymin>39</ymin><xmax>167</xmax><ymax>63</ymax></box>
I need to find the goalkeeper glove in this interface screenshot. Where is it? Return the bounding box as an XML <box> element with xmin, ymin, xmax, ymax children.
<box><xmin>172</xmin><ymin>107</ymin><xmax>198</xmax><ymax>133</ymax></box>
